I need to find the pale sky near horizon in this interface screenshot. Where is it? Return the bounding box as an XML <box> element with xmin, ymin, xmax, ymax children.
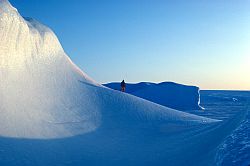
<box><xmin>10</xmin><ymin>0</ymin><xmax>250</xmax><ymax>90</ymax></box>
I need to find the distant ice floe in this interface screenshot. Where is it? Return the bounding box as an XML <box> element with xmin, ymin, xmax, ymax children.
<box><xmin>104</xmin><ymin>82</ymin><xmax>204</xmax><ymax>110</ymax></box>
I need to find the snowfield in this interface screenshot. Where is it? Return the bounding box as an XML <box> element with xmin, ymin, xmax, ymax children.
<box><xmin>1</xmin><ymin>0</ymin><xmax>248</xmax><ymax>166</ymax></box>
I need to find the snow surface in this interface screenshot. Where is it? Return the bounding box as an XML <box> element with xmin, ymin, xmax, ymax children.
<box><xmin>3</xmin><ymin>1</ymin><xmax>247</xmax><ymax>165</ymax></box>
<box><xmin>205</xmin><ymin>91</ymin><xmax>250</xmax><ymax>166</ymax></box>
<box><xmin>104</xmin><ymin>82</ymin><xmax>203</xmax><ymax>110</ymax></box>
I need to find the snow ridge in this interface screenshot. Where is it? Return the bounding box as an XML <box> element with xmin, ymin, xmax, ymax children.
<box><xmin>0</xmin><ymin>0</ymin><xmax>100</xmax><ymax>138</ymax></box>
<box><xmin>0</xmin><ymin>0</ymin><xmax>17</xmax><ymax>13</ymax></box>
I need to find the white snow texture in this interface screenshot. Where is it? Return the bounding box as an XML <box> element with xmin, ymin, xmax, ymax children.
<box><xmin>0</xmin><ymin>0</ymin><xmax>218</xmax><ymax>139</ymax></box>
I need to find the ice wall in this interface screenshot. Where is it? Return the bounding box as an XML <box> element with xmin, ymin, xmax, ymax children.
<box><xmin>104</xmin><ymin>82</ymin><xmax>203</xmax><ymax>110</ymax></box>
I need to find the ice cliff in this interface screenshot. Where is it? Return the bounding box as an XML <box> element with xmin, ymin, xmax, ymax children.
<box><xmin>104</xmin><ymin>82</ymin><xmax>203</xmax><ymax>110</ymax></box>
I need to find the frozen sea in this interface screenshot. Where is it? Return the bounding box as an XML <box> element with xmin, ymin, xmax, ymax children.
<box><xmin>0</xmin><ymin>90</ymin><xmax>249</xmax><ymax>166</ymax></box>
<box><xmin>190</xmin><ymin>90</ymin><xmax>250</xmax><ymax>166</ymax></box>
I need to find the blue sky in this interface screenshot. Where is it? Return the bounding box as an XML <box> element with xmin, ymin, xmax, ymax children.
<box><xmin>10</xmin><ymin>0</ymin><xmax>250</xmax><ymax>90</ymax></box>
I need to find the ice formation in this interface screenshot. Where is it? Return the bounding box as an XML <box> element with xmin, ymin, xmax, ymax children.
<box><xmin>2</xmin><ymin>1</ymin><xmax>248</xmax><ymax>166</ymax></box>
<box><xmin>105</xmin><ymin>82</ymin><xmax>204</xmax><ymax>110</ymax></box>
<box><xmin>0</xmin><ymin>0</ymin><xmax>217</xmax><ymax>139</ymax></box>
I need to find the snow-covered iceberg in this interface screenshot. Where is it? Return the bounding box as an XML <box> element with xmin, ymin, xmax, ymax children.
<box><xmin>104</xmin><ymin>82</ymin><xmax>203</xmax><ymax>110</ymax></box>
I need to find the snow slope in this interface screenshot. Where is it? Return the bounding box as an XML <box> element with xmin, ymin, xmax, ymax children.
<box><xmin>104</xmin><ymin>82</ymin><xmax>203</xmax><ymax>110</ymax></box>
<box><xmin>0</xmin><ymin>0</ymin><xmax>100</xmax><ymax>138</ymax></box>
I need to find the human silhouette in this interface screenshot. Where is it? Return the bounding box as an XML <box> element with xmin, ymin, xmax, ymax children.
<box><xmin>121</xmin><ymin>80</ymin><xmax>126</xmax><ymax>92</ymax></box>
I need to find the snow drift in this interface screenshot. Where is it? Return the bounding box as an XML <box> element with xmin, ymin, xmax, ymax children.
<box><xmin>0</xmin><ymin>0</ymin><xmax>101</xmax><ymax>138</ymax></box>
<box><xmin>104</xmin><ymin>82</ymin><xmax>203</xmax><ymax>110</ymax></box>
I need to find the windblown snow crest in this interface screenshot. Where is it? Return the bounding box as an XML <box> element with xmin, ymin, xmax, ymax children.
<box><xmin>0</xmin><ymin>0</ymin><xmax>101</xmax><ymax>138</ymax></box>
<box><xmin>0</xmin><ymin>0</ymin><xmax>219</xmax><ymax>139</ymax></box>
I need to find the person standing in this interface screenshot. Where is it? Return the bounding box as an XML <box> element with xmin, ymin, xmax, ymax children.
<box><xmin>121</xmin><ymin>80</ymin><xmax>126</xmax><ymax>92</ymax></box>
